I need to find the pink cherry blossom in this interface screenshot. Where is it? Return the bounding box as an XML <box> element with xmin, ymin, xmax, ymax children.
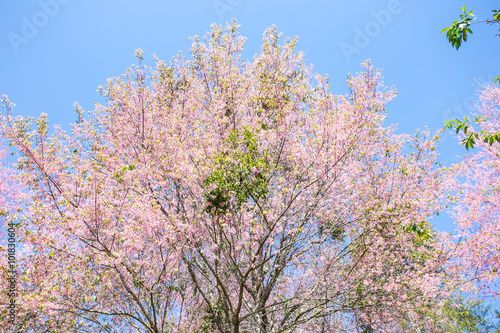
<box><xmin>0</xmin><ymin>21</ymin><xmax>461</xmax><ymax>332</ymax></box>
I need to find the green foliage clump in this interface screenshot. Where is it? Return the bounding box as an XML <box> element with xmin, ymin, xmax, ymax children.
<box><xmin>441</xmin><ymin>6</ymin><xmax>476</xmax><ymax>50</ymax></box>
<box><xmin>444</xmin><ymin>116</ymin><xmax>500</xmax><ymax>151</ymax></box>
<box><xmin>203</xmin><ymin>126</ymin><xmax>270</xmax><ymax>216</ymax></box>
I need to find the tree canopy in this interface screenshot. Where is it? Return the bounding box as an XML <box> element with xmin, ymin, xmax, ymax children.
<box><xmin>0</xmin><ymin>20</ymin><xmax>499</xmax><ymax>333</ymax></box>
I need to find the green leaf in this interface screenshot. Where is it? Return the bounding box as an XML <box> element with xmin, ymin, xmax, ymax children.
<box><xmin>462</xmin><ymin>5</ymin><xmax>466</xmax><ymax>12</ymax></box>
<box><xmin>493</xmin><ymin>10</ymin><xmax>500</xmax><ymax>21</ymax></box>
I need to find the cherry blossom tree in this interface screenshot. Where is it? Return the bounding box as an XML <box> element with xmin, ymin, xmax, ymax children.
<box><xmin>1</xmin><ymin>21</ymin><xmax>456</xmax><ymax>332</ymax></box>
<box><xmin>446</xmin><ymin>85</ymin><xmax>500</xmax><ymax>300</ymax></box>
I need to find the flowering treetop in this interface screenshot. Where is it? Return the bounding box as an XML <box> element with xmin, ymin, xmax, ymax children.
<box><xmin>0</xmin><ymin>20</ymin><xmax>459</xmax><ymax>332</ymax></box>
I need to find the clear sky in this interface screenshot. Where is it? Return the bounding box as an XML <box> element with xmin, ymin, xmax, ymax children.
<box><xmin>1</xmin><ymin>1</ymin><xmax>499</xmax><ymax>233</ymax></box>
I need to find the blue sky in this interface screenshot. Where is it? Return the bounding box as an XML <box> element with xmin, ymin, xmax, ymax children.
<box><xmin>1</xmin><ymin>0</ymin><xmax>499</xmax><ymax>235</ymax></box>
